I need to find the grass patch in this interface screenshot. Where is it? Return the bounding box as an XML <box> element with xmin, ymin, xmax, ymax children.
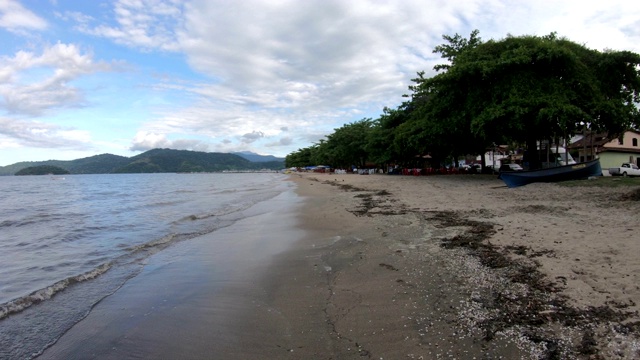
<box><xmin>558</xmin><ymin>176</ymin><xmax>640</xmax><ymax>188</ymax></box>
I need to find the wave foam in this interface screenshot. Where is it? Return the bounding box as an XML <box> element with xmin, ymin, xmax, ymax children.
<box><xmin>0</xmin><ymin>262</ymin><xmax>112</xmax><ymax>320</ymax></box>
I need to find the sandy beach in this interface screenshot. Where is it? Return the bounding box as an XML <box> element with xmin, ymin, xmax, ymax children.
<box><xmin>39</xmin><ymin>172</ymin><xmax>640</xmax><ymax>359</ymax></box>
<box><xmin>277</xmin><ymin>172</ymin><xmax>640</xmax><ymax>359</ymax></box>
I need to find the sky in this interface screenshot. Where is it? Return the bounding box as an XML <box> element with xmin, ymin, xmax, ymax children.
<box><xmin>1</xmin><ymin>0</ymin><xmax>639</xmax><ymax>166</ymax></box>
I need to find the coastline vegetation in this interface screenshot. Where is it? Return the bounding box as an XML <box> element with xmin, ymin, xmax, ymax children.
<box><xmin>286</xmin><ymin>31</ymin><xmax>640</xmax><ymax>170</ymax></box>
<box><xmin>15</xmin><ymin>165</ymin><xmax>70</xmax><ymax>176</ymax></box>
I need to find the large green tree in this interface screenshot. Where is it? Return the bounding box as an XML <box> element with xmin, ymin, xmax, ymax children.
<box><xmin>408</xmin><ymin>31</ymin><xmax>640</xmax><ymax>169</ymax></box>
<box><xmin>365</xmin><ymin>106</ymin><xmax>411</xmax><ymax>166</ymax></box>
<box><xmin>286</xmin><ymin>31</ymin><xmax>640</xmax><ymax>171</ymax></box>
<box><xmin>285</xmin><ymin>146</ymin><xmax>315</xmax><ymax>168</ymax></box>
<box><xmin>322</xmin><ymin>119</ymin><xmax>374</xmax><ymax>168</ymax></box>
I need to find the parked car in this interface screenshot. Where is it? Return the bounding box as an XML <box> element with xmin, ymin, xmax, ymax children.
<box><xmin>499</xmin><ymin>163</ymin><xmax>524</xmax><ymax>172</ymax></box>
<box><xmin>469</xmin><ymin>163</ymin><xmax>482</xmax><ymax>173</ymax></box>
<box><xmin>609</xmin><ymin>163</ymin><xmax>640</xmax><ymax>177</ymax></box>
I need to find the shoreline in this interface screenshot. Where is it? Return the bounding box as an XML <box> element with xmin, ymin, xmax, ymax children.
<box><xmin>37</xmin><ymin>172</ymin><xmax>640</xmax><ymax>359</ymax></box>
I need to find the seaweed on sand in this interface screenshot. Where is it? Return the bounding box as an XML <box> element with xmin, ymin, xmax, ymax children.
<box><xmin>620</xmin><ymin>188</ymin><xmax>640</xmax><ymax>201</ymax></box>
<box><xmin>424</xmin><ymin>210</ymin><xmax>636</xmax><ymax>358</ymax></box>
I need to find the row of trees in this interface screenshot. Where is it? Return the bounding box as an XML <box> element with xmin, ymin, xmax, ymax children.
<box><xmin>285</xmin><ymin>31</ymin><xmax>640</xmax><ymax>170</ymax></box>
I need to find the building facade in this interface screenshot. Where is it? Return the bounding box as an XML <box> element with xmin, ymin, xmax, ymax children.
<box><xmin>570</xmin><ymin>130</ymin><xmax>640</xmax><ymax>170</ymax></box>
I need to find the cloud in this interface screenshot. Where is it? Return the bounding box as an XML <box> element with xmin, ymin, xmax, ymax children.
<box><xmin>5</xmin><ymin>0</ymin><xmax>640</xmax><ymax>165</ymax></box>
<box><xmin>130</xmin><ymin>131</ymin><xmax>171</xmax><ymax>151</ymax></box>
<box><xmin>77</xmin><ymin>0</ymin><xmax>184</xmax><ymax>51</ymax></box>
<box><xmin>129</xmin><ymin>131</ymin><xmax>209</xmax><ymax>152</ymax></box>
<box><xmin>71</xmin><ymin>0</ymin><xmax>495</xmax><ymax>157</ymax></box>
<box><xmin>177</xmin><ymin>1</ymin><xmax>436</xmax><ymax>102</ymax></box>
<box><xmin>0</xmin><ymin>43</ymin><xmax>114</xmax><ymax>116</ymax></box>
<box><xmin>240</xmin><ymin>130</ymin><xmax>265</xmax><ymax>144</ymax></box>
<box><xmin>266</xmin><ymin>136</ymin><xmax>293</xmax><ymax>147</ymax></box>
<box><xmin>0</xmin><ymin>0</ymin><xmax>48</xmax><ymax>34</ymax></box>
<box><xmin>0</xmin><ymin>117</ymin><xmax>92</xmax><ymax>149</ymax></box>
<box><xmin>54</xmin><ymin>10</ymin><xmax>94</xmax><ymax>26</ymax></box>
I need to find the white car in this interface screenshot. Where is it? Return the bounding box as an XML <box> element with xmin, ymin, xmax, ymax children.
<box><xmin>609</xmin><ymin>163</ymin><xmax>640</xmax><ymax>177</ymax></box>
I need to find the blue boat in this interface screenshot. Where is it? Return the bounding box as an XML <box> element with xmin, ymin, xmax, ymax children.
<box><xmin>498</xmin><ymin>159</ymin><xmax>602</xmax><ymax>188</ymax></box>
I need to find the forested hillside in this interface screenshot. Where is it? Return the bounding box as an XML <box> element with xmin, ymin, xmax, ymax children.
<box><xmin>0</xmin><ymin>149</ymin><xmax>284</xmax><ymax>175</ymax></box>
<box><xmin>15</xmin><ymin>165</ymin><xmax>70</xmax><ymax>176</ymax></box>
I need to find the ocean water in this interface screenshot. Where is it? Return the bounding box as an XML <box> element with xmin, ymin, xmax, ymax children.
<box><xmin>0</xmin><ymin>172</ymin><xmax>296</xmax><ymax>359</ymax></box>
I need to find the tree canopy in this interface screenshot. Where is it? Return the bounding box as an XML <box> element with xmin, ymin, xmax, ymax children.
<box><xmin>286</xmin><ymin>31</ymin><xmax>640</xmax><ymax>169</ymax></box>
<box><xmin>15</xmin><ymin>165</ymin><xmax>70</xmax><ymax>176</ymax></box>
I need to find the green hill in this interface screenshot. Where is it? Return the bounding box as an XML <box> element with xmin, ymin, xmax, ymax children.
<box><xmin>115</xmin><ymin>148</ymin><xmax>256</xmax><ymax>173</ymax></box>
<box><xmin>66</xmin><ymin>153</ymin><xmax>131</xmax><ymax>174</ymax></box>
<box><xmin>15</xmin><ymin>165</ymin><xmax>70</xmax><ymax>176</ymax></box>
<box><xmin>0</xmin><ymin>154</ymin><xmax>129</xmax><ymax>176</ymax></box>
<box><xmin>0</xmin><ymin>149</ymin><xmax>284</xmax><ymax>175</ymax></box>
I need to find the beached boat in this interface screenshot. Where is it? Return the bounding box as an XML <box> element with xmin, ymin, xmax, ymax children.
<box><xmin>498</xmin><ymin>159</ymin><xmax>602</xmax><ymax>188</ymax></box>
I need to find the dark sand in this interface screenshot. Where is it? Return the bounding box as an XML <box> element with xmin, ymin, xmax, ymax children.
<box><xmin>39</xmin><ymin>173</ymin><xmax>640</xmax><ymax>359</ymax></box>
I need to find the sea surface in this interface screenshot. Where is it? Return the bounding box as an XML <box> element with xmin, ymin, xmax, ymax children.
<box><xmin>0</xmin><ymin>172</ymin><xmax>297</xmax><ymax>359</ymax></box>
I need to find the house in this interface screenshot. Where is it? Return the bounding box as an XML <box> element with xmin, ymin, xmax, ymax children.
<box><xmin>476</xmin><ymin>145</ymin><xmax>510</xmax><ymax>170</ymax></box>
<box><xmin>569</xmin><ymin>130</ymin><xmax>640</xmax><ymax>170</ymax></box>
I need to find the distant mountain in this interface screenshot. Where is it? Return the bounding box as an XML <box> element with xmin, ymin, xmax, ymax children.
<box><xmin>0</xmin><ymin>153</ymin><xmax>130</xmax><ymax>176</ymax></box>
<box><xmin>0</xmin><ymin>149</ymin><xmax>285</xmax><ymax>175</ymax></box>
<box><xmin>232</xmin><ymin>151</ymin><xmax>284</xmax><ymax>163</ymax></box>
<box><xmin>15</xmin><ymin>165</ymin><xmax>70</xmax><ymax>176</ymax></box>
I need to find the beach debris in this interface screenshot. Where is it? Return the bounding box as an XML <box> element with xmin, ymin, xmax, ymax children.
<box><xmin>421</xmin><ymin>209</ymin><xmax>637</xmax><ymax>359</ymax></box>
<box><xmin>619</xmin><ymin>188</ymin><xmax>640</xmax><ymax>201</ymax></box>
<box><xmin>379</xmin><ymin>263</ymin><xmax>399</xmax><ymax>271</ymax></box>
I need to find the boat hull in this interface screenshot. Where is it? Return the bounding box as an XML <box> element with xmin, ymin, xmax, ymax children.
<box><xmin>498</xmin><ymin>159</ymin><xmax>602</xmax><ymax>188</ymax></box>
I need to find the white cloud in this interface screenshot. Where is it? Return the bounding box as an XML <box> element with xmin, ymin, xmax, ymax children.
<box><xmin>266</xmin><ymin>136</ymin><xmax>293</xmax><ymax>147</ymax></box>
<box><xmin>0</xmin><ymin>117</ymin><xmax>92</xmax><ymax>149</ymax></box>
<box><xmin>54</xmin><ymin>10</ymin><xmax>94</xmax><ymax>25</ymax></box>
<box><xmin>240</xmin><ymin>130</ymin><xmax>265</xmax><ymax>144</ymax></box>
<box><xmin>0</xmin><ymin>43</ymin><xmax>113</xmax><ymax>116</ymax></box>
<box><xmin>79</xmin><ymin>0</ymin><xmax>502</xmax><ymax>157</ymax></box>
<box><xmin>71</xmin><ymin>0</ymin><xmax>640</xmax><ymax>157</ymax></box>
<box><xmin>3</xmin><ymin>0</ymin><xmax>640</xmax><ymax>164</ymax></box>
<box><xmin>0</xmin><ymin>0</ymin><xmax>48</xmax><ymax>34</ymax></box>
<box><xmin>129</xmin><ymin>131</ymin><xmax>171</xmax><ymax>151</ymax></box>
<box><xmin>129</xmin><ymin>131</ymin><xmax>209</xmax><ymax>151</ymax></box>
<box><xmin>78</xmin><ymin>0</ymin><xmax>184</xmax><ymax>51</ymax></box>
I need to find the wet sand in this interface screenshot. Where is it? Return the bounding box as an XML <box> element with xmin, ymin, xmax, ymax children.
<box><xmin>38</xmin><ymin>187</ymin><xmax>308</xmax><ymax>359</ymax></box>
<box><xmin>40</xmin><ymin>172</ymin><xmax>640</xmax><ymax>359</ymax></box>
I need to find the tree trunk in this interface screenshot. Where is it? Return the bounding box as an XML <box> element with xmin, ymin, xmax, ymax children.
<box><xmin>526</xmin><ymin>137</ymin><xmax>541</xmax><ymax>170</ymax></box>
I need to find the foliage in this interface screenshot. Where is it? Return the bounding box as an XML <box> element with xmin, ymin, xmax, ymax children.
<box><xmin>15</xmin><ymin>165</ymin><xmax>70</xmax><ymax>176</ymax></box>
<box><xmin>285</xmin><ymin>146</ymin><xmax>315</xmax><ymax>168</ymax></box>
<box><xmin>366</xmin><ymin>106</ymin><xmax>412</xmax><ymax>165</ymax></box>
<box><xmin>286</xmin><ymin>31</ymin><xmax>640</xmax><ymax>170</ymax></box>
<box><xmin>285</xmin><ymin>119</ymin><xmax>376</xmax><ymax>168</ymax></box>
<box><xmin>323</xmin><ymin>119</ymin><xmax>374</xmax><ymax>168</ymax></box>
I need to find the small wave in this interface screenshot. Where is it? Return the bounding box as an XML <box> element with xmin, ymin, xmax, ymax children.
<box><xmin>126</xmin><ymin>233</ymin><xmax>177</xmax><ymax>253</ymax></box>
<box><xmin>174</xmin><ymin>189</ymin><xmax>197</xmax><ymax>194</ymax></box>
<box><xmin>213</xmin><ymin>189</ymin><xmax>238</xmax><ymax>195</ymax></box>
<box><xmin>180</xmin><ymin>214</ymin><xmax>200</xmax><ymax>221</ymax></box>
<box><xmin>0</xmin><ymin>262</ymin><xmax>112</xmax><ymax>321</ymax></box>
<box><xmin>149</xmin><ymin>199</ymin><xmax>183</xmax><ymax>207</ymax></box>
<box><xmin>0</xmin><ymin>212</ymin><xmax>73</xmax><ymax>229</ymax></box>
<box><xmin>0</xmin><ymin>218</ymin><xmax>38</xmax><ymax>228</ymax></box>
<box><xmin>0</xmin><ymin>219</ymin><xmax>16</xmax><ymax>228</ymax></box>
